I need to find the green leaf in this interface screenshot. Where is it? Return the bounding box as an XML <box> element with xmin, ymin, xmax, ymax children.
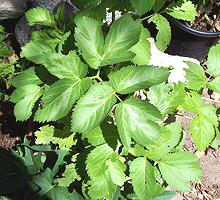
<box><xmin>72</xmin><ymin>82</ymin><xmax>117</xmax><ymax>133</ymax></box>
<box><xmin>101</xmin><ymin>14</ymin><xmax>142</xmax><ymax>66</ymax></box>
<box><xmin>82</xmin><ymin>126</ymin><xmax>106</xmax><ymax>146</ymax></box>
<box><xmin>158</xmin><ymin>152</ymin><xmax>201</xmax><ymax>192</ymax></box>
<box><xmin>43</xmin><ymin>51</ymin><xmax>88</xmax><ymax>79</ymax></box>
<box><xmin>167</xmin><ymin>1</ymin><xmax>197</xmax><ymax>21</ymax></box>
<box><xmin>35</xmin><ymin>78</ymin><xmax>91</xmax><ymax>122</ymax></box>
<box><xmin>131</xmin><ymin>28</ymin><xmax>151</xmax><ymax>65</ymax></box>
<box><xmin>12</xmin><ymin>68</ymin><xmax>42</xmax><ymax>88</ymax></box>
<box><xmin>57</xmin><ymin>163</ymin><xmax>81</xmax><ymax>187</ymax></box>
<box><xmin>110</xmin><ymin>65</ymin><xmax>169</xmax><ymax>94</ymax></box>
<box><xmin>73</xmin><ymin>0</ymin><xmax>100</xmax><ymax>9</ymax></box>
<box><xmin>147</xmin><ymin>122</ymin><xmax>182</xmax><ymax>160</ymax></box>
<box><xmin>185</xmin><ymin>62</ymin><xmax>206</xmax><ymax>90</ymax></box>
<box><xmin>148</xmin><ymin>14</ymin><xmax>171</xmax><ymax>51</ymax></box>
<box><xmin>147</xmin><ymin>83</ymin><xmax>185</xmax><ymax>114</ymax></box>
<box><xmin>0</xmin><ymin>62</ymin><xmax>14</xmax><ymax>77</ymax></box>
<box><xmin>34</xmin><ymin>125</ymin><xmax>77</xmax><ymax>149</ymax></box>
<box><xmin>189</xmin><ymin>115</ymin><xmax>215</xmax><ymax>151</ymax></box>
<box><xmin>200</xmin><ymin>104</ymin><xmax>218</xmax><ymax>127</ymax></box>
<box><xmin>153</xmin><ymin>0</ymin><xmax>166</xmax><ymax>12</ymax></box>
<box><xmin>180</xmin><ymin>91</ymin><xmax>202</xmax><ymax>113</ymax></box>
<box><xmin>86</xmin><ymin>144</ymin><xmax>126</xmax><ymax>199</ymax></box>
<box><xmin>208</xmin><ymin>76</ymin><xmax>220</xmax><ymax>93</ymax></box>
<box><xmin>75</xmin><ymin>17</ymin><xmax>104</xmax><ymax>69</ymax></box>
<box><xmin>130</xmin><ymin>0</ymin><xmax>155</xmax><ymax>15</ymax></box>
<box><xmin>25</xmin><ymin>7</ymin><xmax>56</xmax><ymax>27</ymax></box>
<box><xmin>153</xmin><ymin>191</ymin><xmax>176</xmax><ymax>200</ymax></box>
<box><xmin>21</xmin><ymin>41</ymin><xmax>57</xmax><ymax>64</ymax></box>
<box><xmin>86</xmin><ymin>144</ymin><xmax>114</xmax><ymax>179</ymax></box>
<box><xmin>207</xmin><ymin>44</ymin><xmax>220</xmax><ymax>76</ymax></box>
<box><xmin>107</xmin><ymin>159</ymin><xmax>126</xmax><ymax>186</ymax></box>
<box><xmin>115</xmin><ymin>98</ymin><xmax>161</xmax><ymax>148</ymax></box>
<box><xmin>11</xmin><ymin>84</ymin><xmax>43</xmax><ymax>121</ymax></box>
<box><xmin>82</xmin><ymin>121</ymin><xmax>119</xmax><ymax>149</ymax></box>
<box><xmin>130</xmin><ymin>157</ymin><xmax>158</xmax><ymax>200</ymax></box>
<box><xmin>0</xmin><ymin>41</ymin><xmax>13</xmax><ymax>57</ymax></box>
<box><xmin>75</xmin><ymin>15</ymin><xmax>142</xmax><ymax>69</ymax></box>
<box><xmin>33</xmin><ymin>169</ymin><xmax>82</xmax><ymax>199</ymax></box>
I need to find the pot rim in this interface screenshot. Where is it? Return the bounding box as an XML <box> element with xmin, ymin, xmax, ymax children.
<box><xmin>165</xmin><ymin>14</ymin><xmax>220</xmax><ymax>38</ymax></box>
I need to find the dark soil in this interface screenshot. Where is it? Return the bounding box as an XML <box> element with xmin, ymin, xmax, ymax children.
<box><xmin>192</xmin><ymin>1</ymin><xmax>220</xmax><ymax>32</ymax></box>
<box><xmin>0</xmin><ymin>101</ymin><xmax>30</xmax><ymax>149</ymax></box>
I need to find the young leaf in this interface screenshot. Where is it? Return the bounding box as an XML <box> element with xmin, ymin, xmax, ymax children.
<box><xmin>147</xmin><ymin>83</ymin><xmax>185</xmax><ymax>114</ymax></box>
<box><xmin>101</xmin><ymin>14</ymin><xmax>142</xmax><ymax>66</ymax></box>
<box><xmin>185</xmin><ymin>62</ymin><xmax>206</xmax><ymax>91</ymax></box>
<box><xmin>190</xmin><ymin>115</ymin><xmax>215</xmax><ymax>151</ymax></box>
<box><xmin>82</xmin><ymin>126</ymin><xmax>106</xmax><ymax>146</ymax></box>
<box><xmin>130</xmin><ymin>157</ymin><xmax>158</xmax><ymax>200</ymax></box>
<box><xmin>131</xmin><ymin>28</ymin><xmax>151</xmax><ymax>65</ymax></box>
<box><xmin>110</xmin><ymin>65</ymin><xmax>169</xmax><ymax>94</ymax></box>
<box><xmin>167</xmin><ymin>1</ymin><xmax>197</xmax><ymax>21</ymax></box>
<box><xmin>35</xmin><ymin>78</ymin><xmax>92</xmax><ymax>122</ymax></box>
<box><xmin>208</xmin><ymin>76</ymin><xmax>220</xmax><ymax>93</ymax></box>
<box><xmin>71</xmin><ymin>82</ymin><xmax>117</xmax><ymax>133</ymax></box>
<box><xmin>115</xmin><ymin>98</ymin><xmax>161</xmax><ymax>148</ymax></box>
<box><xmin>131</xmin><ymin>29</ymin><xmax>151</xmax><ymax>65</ymax></box>
<box><xmin>0</xmin><ymin>41</ymin><xmax>13</xmax><ymax>57</ymax></box>
<box><xmin>26</xmin><ymin>7</ymin><xmax>56</xmax><ymax>27</ymax></box>
<box><xmin>75</xmin><ymin>17</ymin><xmax>104</xmax><ymax>69</ymax></box>
<box><xmin>130</xmin><ymin>0</ymin><xmax>155</xmax><ymax>16</ymax></box>
<box><xmin>200</xmin><ymin>104</ymin><xmax>218</xmax><ymax>127</ymax></box>
<box><xmin>34</xmin><ymin>125</ymin><xmax>77</xmax><ymax>149</ymax></box>
<box><xmin>11</xmin><ymin>85</ymin><xmax>43</xmax><ymax>121</ymax></box>
<box><xmin>21</xmin><ymin>41</ymin><xmax>57</xmax><ymax>64</ymax></box>
<box><xmin>147</xmin><ymin>122</ymin><xmax>182</xmax><ymax>160</ymax></box>
<box><xmin>148</xmin><ymin>14</ymin><xmax>171</xmax><ymax>51</ymax></box>
<box><xmin>86</xmin><ymin>144</ymin><xmax>125</xmax><ymax>199</ymax></box>
<box><xmin>43</xmin><ymin>51</ymin><xmax>88</xmax><ymax>79</ymax></box>
<box><xmin>207</xmin><ymin>44</ymin><xmax>220</xmax><ymax>76</ymax></box>
<box><xmin>12</xmin><ymin>68</ymin><xmax>42</xmax><ymax>88</ymax></box>
<box><xmin>107</xmin><ymin>159</ymin><xmax>126</xmax><ymax>186</ymax></box>
<box><xmin>87</xmin><ymin>144</ymin><xmax>114</xmax><ymax>178</ymax></box>
<box><xmin>180</xmin><ymin>91</ymin><xmax>202</xmax><ymax>113</ymax></box>
<box><xmin>158</xmin><ymin>152</ymin><xmax>201</xmax><ymax>192</ymax></box>
<box><xmin>32</xmin><ymin>169</ymin><xmax>82</xmax><ymax>199</ymax></box>
<box><xmin>58</xmin><ymin>163</ymin><xmax>81</xmax><ymax>187</ymax></box>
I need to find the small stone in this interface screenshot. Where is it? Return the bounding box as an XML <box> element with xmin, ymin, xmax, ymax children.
<box><xmin>0</xmin><ymin>0</ymin><xmax>28</xmax><ymax>20</ymax></box>
<box><xmin>31</xmin><ymin>0</ymin><xmax>64</xmax><ymax>12</ymax></box>
<box><xmin>15</xmin><ymin>16</ymin><xmax>38</xmax><ymax>47</ymax></box>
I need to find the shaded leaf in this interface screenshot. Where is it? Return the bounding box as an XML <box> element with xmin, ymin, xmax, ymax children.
<box><xmin>130</xmin><ymin>0</ymin><xmax>155</xmax><ymax>15</ymax></box>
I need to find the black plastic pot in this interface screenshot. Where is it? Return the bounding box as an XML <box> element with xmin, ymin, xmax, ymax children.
<box><xmin>165</xmin><ymin>15</ymin><xmax>220</xmax><ymax>62</ymax></box>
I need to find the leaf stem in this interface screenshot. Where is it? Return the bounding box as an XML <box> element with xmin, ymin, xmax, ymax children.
<box><xmin>141</xmin><ymin>14</ymin><xmax>155</xmax><ymax>21</ymax></box>
<box><xmin>114</xmin><ymin>93</ymin><xmax>123</xmax><ymax>102</ymax></box>
<box><xmin>89</xmin><ymin>69</ymin><xmax>103</xmax><ymax>82</ymax></box>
